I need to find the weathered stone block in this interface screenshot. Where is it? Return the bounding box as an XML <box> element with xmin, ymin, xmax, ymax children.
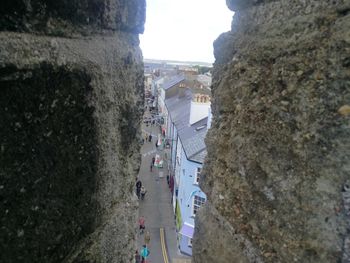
<box><xmin>195</xmin><ymin>0</ymin><xmax>350</xmax><ymax>262</ymax></box>
<box><xmin>0</xmin><ymin>0</ymin><xmax>145</xmax><ymax>262</ymax></box>
<box><xmin>0</xmin><ymin>63</ymin><xmax>97</xmax><ymax>262</ymax></box>
<box><xmin>0</xmin><ymin>0</ymin><xmax>145</xmax><ymax>35</ymax></box>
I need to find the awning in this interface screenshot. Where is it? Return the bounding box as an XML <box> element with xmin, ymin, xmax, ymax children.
<box><xmin>180</xmin><ymin>223</ymin><xmax>194</xmax><ymax>238</ymax></box>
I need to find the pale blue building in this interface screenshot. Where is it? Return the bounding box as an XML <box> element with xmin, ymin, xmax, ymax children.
<box><xmin>176</xmin><ymin>118</ymin><xmax>207</xmax><ymax>255</ymax></box>
<box><xmin>164</xmin><ymin>87</ymin><xmax>209</xmax><ymax>256</ymax></box>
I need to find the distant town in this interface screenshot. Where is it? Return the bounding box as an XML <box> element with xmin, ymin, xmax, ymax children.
<box><xmin>144</xmin><ymin>58</ymin><xmax>212</xmax><ymax>68</ymax></box>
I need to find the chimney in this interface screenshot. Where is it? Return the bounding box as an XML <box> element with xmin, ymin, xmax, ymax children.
<box><xmin>189</xmin><ymin>94</ymin><xmax>211</xmax><ymax>125</ymax></box>
<box><xmin>178</xmin><ymin>81</ymin><xmax>186</xmax><ymax>98</ymax></box>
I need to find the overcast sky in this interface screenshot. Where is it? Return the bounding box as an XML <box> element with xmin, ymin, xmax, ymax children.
<box><xmin>140</xmin><ymin>0</ymin><xmax>234</xmax><ymax>63</ymax></box>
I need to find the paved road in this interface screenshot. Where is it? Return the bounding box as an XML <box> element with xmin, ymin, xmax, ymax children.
<box><xmin>137</xmin><ymin>112</ymin><xmax>191</xmax><ymax>263</ymax></box>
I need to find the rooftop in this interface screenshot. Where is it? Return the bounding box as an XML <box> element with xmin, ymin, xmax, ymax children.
<box><xmin>162</xmin><ymin>75</ymin><xmax>185</xmax><ymax>90</ymax></box>
<box><xmin>180</xmin><ymin>118</ymin><xmax>208</xmax><ymax>163</ymax></box>
<box><xmin>165</xmin><ymin>93</ymin><xmax>208</xmax><ymax>163</ymax></box>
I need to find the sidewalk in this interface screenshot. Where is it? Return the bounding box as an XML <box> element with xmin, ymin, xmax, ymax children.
<box><xmin>137</xmin><ymin>109</ymin><xmax>191</xmax><ymax>263</ymax></box>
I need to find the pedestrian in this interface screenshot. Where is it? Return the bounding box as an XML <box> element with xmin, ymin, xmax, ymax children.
<box><xmin>140</xmin><ymin>245</ymin><xmax>150</xmax><ymax>263</ymax></box>
<box><xmin>148</xmin><ymin>134</ymin><xmax>152</xmax><ymax>142</ymax></box>
<box><xmin>144</xmin><ymin>231</ymin><xmax>151</xmax><ymax>246</ymax></box>
<box><xmin>150</xmin><ymin>163</ymin><xmax>153</xmax><ymax>172</ymax></box>
<box><xmin>136</xmin><ymin>179</ymin><xmax>142</xmax><ymax>188</ymax></box>
<box><xmin>140</xmin><ymin>186</ymin><xmax>147</xmax><ymax>200</ymax></box>
<box><xmin>135</xmin><ymin>250</ymin><xmax>141</xmax><ymax>263</ymax></box>
<box><xmin>155</xmin><ymin>141</ymin><xmax>158</xmax><ymax>148</ymax></box>
<box><xmin>152</xmin><ymin>157</ymin><xmax>155</xmax><ymax>166</ymax></box>
<box><xmin>139</xmin><ymin>216</ymin><xmax>145</xmax><ymax>234</ymax></box>
<box><xmin>136</xmin><ymin>179</ymin><xmax>142</xmax><ymax>199</ymax></box>
<box><xmin>145</xmin><ymin>134</ymin><xmax>148</xmax><ymax>143</ymax></box>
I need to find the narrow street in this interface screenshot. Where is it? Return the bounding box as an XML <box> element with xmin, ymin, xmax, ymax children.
<box><xmin>137</xmin><ymin>109</ymin><xmax>191</xmax><ymax>263</ymax></box>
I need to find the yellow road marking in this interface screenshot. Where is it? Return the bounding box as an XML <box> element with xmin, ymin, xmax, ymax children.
<box><xmin>160</xmin><ymin>228</ymin><xmax>169</xmax><ymax>263</ymax></box>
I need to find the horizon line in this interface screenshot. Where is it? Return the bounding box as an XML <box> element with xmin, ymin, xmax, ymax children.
<box><xmin>143</xmin><ymin>58</ymin><xmax>213</xmax><ymax>66</ymax></box>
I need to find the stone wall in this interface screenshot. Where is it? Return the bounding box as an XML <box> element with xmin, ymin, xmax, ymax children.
<box><xmin>0</xmin><ymin>1</ymin><xmax>145</xmax><ymax>262</ymax></box>
<box><xmin>194</xmin><ymin>0</ymin><xmax>350</xmax><ymax>262</ymax></box>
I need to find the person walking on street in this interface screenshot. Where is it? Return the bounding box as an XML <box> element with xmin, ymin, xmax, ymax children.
<box><xmin>140</xmin><ymin>245</ymin><xmax>150</xmax><ymax>263</ymax></box>
<box><xmin>148</xmin><ymin>134</ymin><xmax>152</xmax><ymax>142</ymax></box>
<box><xmin>136</xmin><ymin>179</ymin><xmax>142</xmax><ymax>199</ymax></box>
<box><xmin>152</xmin><ymin>156</ymin><xmax>155</xmax><ymax>166</ymax></box>
<box><xmin>144</xmin><ymin>231</ymin><xmax>151</xmax><ymax>247</ymax></box>
<box><xmin>140</xmin><ymin>186</ymin><xmax>147</xmax><ymax>200</ymax></box>
<box><xmin>139</xmin><ymin>216</ymin><xmax>145</xmax><ymax>234</ymax></box>
<box><xmin>135</xmin><ymin>250</ymin><xmax>141</xmax><ymax>263</ymax></box>
<box><xmin>150</xmin><ymin>162</ymin><xmax>153</xmax><ymax>172</ymax></box>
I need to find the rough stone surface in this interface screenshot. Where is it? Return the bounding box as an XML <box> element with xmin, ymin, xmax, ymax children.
<box><xmin>226</xmin><ymin>0</ymin><xmax>274</xmax><ymax>11</ymax></box>
<box><xmin>0</xmin><ymin>0</ymin><xmax>145</xmax><ymax>35</ymax></box>
<box><xmin>194</xmin><ymin>0</ymin><xmax>350</xmax><ymax>262</ymax></box>
<box><xmin>0</xmin><ymin>1</ymin><xmax>145</xmax><ymax>262</ymax></box>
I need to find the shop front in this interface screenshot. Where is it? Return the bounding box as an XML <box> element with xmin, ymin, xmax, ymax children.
<box><xmin>179</xmin><ymin>222</ymin><xmax>194</xmax><ymax>256</ymax></box>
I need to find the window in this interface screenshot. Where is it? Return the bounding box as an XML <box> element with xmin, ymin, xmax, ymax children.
<box><xmin>194</xmin><ymin>167</ymin><xmax>202</xmax><ymax>184</ymax></box>
<box><xmin>192</xmin><ymin>195</ymin><xmax>205</xmax><ymax>216</ymax></box>
<box><xmin>188</xmin><ymin>238</ymin><xmax>193</xmax><ymax>247</ymax></box>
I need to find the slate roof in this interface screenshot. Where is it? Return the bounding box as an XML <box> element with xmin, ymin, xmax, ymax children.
<box><xmin>162</xmin><ymin>75</ymin><xmax>185</xmax><ymax>90</ymax></box>
<box><xmin>180</xmin><ymin>118</ymin><xmax>208</xmax><ymax>163</ymax></box>
<box><xmin>165</xmin><ymin>89</ymin><xmax>192</xmax><ymax>131</ymax></box>
<box><xmin>165</xmin><ymin>93</ymin><xmax>208</xmax><ymax>164</ymax></box>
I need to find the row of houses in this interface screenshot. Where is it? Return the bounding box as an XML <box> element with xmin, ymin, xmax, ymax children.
<box><xmin>147</xmin><ymin>67</ymin><xmax>212</xmax><ymax>256</ymax></box>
